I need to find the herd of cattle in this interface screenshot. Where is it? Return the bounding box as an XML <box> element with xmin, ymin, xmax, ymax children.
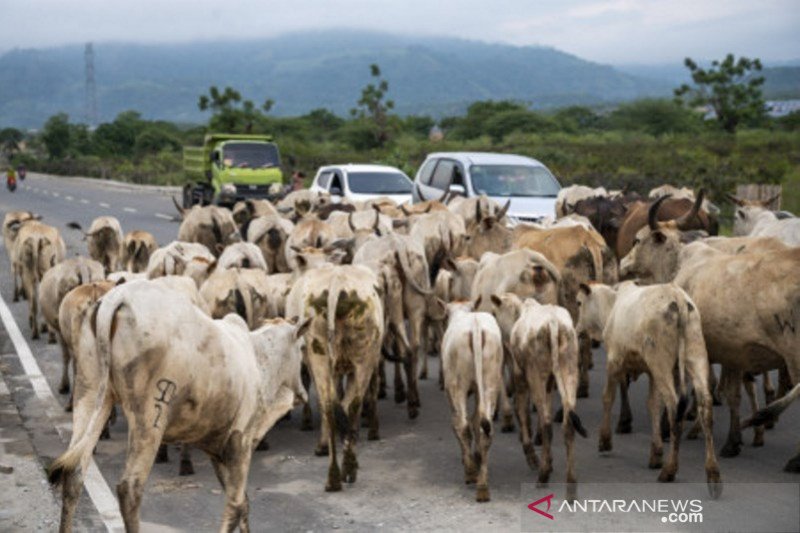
<box><xmin>2</xmin><ymin>182</ymin><xmax>799</xmax><ymax>531</ymax></box>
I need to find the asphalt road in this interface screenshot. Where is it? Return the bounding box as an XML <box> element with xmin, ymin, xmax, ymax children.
<box><xmin>1</xmin><ymin>173</ymin><xmax>798</xmax><ymax>532</ymax></box>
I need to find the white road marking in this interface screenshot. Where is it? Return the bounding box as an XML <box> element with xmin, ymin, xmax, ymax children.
<box><xmin>123</xmin><ymin>207</ymin><xmax>137</xmax><ymax>213</ymax></box>
<box><xmin>99</xmin><ymin>202</ymin><xmax>110</xmax><ymax>208</ymax></box>
<box><xmin>80</xmin><ymin>199</ymin><xmax>90</xmax><ymax>205</ymax></box>
<box><xmin>0</xmin><ymin>290</ymin><xmax>123</xmax><ymax>531</ymax></box>
<box><xmin>65</xmin><ymin>195</ymin><xmax>74</xmax><ymax>201</ymax></box>
<box><xmin>155</xmin><ymin>213</ymin><xmax>172</xmax><ymax>220</ymax></box>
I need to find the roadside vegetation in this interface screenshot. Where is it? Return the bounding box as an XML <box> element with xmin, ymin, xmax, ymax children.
<box><xmin>2</xmin><ymin>56</ymin><xmax>798</xmax><ymax>216</ymax></box>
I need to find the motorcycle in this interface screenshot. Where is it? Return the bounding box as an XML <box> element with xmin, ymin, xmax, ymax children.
<box><xmin>17</xmin><ymin>165</ymin><xmax>26</xmax><ymax>180</ymax></box>
<box><xmin>7</xmin><ymin>174</ymin><xmax>17</xmax><ymax>192</ymax></box>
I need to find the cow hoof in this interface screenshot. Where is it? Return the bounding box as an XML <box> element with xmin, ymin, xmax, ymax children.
<box><xmin>720</xmin><ymin>442</ymin><xmax>741</xmax><ymax>458</ymax></box>
<box><xmin>707</xmin><ymin>469</ymin><xmax>723</xmax><ymax>499</ymax></box>
<box><xmin>501</xmin><ymin>420</ymin><xmax>515</xmax><ymax>433</ymax></box>
<box><xmin>394</xmin><ymin>389</ymin><xmax>406</xmax><ymax>404</ymax></box>
<box><xmin>537</xmin><ymin>470</ymin><xmax>551</xmax><ymax>486</ymax></box>
<box><xmin>712</xmin><ymin>395</ymin><xmax>723</xmax><ymax>406</ymax></box>
<box><xmin>615</xmin><ymin>419</ymin><xmax>632</xmax><ymax>434</ymax></box>
<box><xmin>686</xmin><ymin>426</ymin><xmax>700</xmax><ymax>440</ymax></box>
<box><xmin>649</xmin><ymin>458</ymin><xmax>663</xmax><ymax>470</ymax></box>
<box><xmin>325</xmin><ymin>480</ymin><xmax>342</xmax><ymax>492</ymax></box>
<box><xmin>377</xmin><ymin>388</ymin><xmax>387</xmax><ymax>400</ymax></box>
<box><xmin>554</xmin><ymin>408</ymin><xmax>564</xmax><ymax>424</ymax></box>
<box><xmin>658</xmin><ymin>470</ymin><xmax>675</xmax><ymax>483</ymax></box>
<box><xmin>48</xmin><ymin>334</ymin><xmax>57</xmax><ymax>345</ymax></box>
<box><xmin>577</xmin><ymin>383</ymin><xmax>589</xmax><ymax>399</ymax></box>
<box><xmin>64</xmin><ymin>402</ymin><xmax>73</xmax><ymax>413</ymax></box>
<box><xmin>476</xmin><ymin>485</ymin><xmax>490</xmax><ymax>502</ymax></box>
<box><xmin>407</xmin><ymin>405</ymin><xmax>419</xmax><ymax>420</ymax></box>
<box><xmin>368</xmin><ymin>429</ymin><xmax>379</xmax><ymax>441</ymax></box>
<box><xmin>58</xmin><ymin>383</ymin><xmax>70</xmax><ymax>395</ymax></box>
<box><xmin>598</xmin><ymin>437</ymin><xmax>612</xmax><ymax>453</ymax></box>
<box><xmin>314</xmin><ymin>444</ymin><xmax>329</xmax><ymax>457</ymax></box>
<box><xmin>534</xmin><ymin>431</ymin><xmax>542</xmax><ymax>445</ymax></box>
<box><xmin>344</xmin><ymin>471</ymin><xmax>357</xmax><ymax>484</ymax></box>
<box><xmin>179</xmin><ymin>460</ymin><xmax>195</xmax><ymax>476</ymax></box>
<box><xmin>465</xmin><ymin>470</ymin><xmax>477</xmax><ymax>485</ymax></box>
<box><xmin>32</xmin><ymin>332</ymin><xmax>39</xmax><ymax>341</ymax></box>
<box><xmin>752</xmin><ymin>434</ymin><xmax>765</xmax><ymax>448</ymax></box>
<box><xmin>418</xmin><ymin>369</ymin><xmax>427</xmax><ymax>380</ymax></box>
<box><xmin>783</xmin><ymin>456</ymin><xmax>800</xmax><ymax>473</ymax></box>
<box><xmin>765</xmin><ymin>420</ymin><xmax>775</xmax><ymax>430</ymax></box>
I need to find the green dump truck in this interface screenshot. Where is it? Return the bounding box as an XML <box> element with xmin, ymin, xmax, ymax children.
<box><xmin>182</xmin><ymin>133</ymin><xmax>283</xmax><ymax>208</ymax></box>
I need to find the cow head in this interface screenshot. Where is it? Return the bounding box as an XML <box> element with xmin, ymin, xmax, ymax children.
<box><xmin>619</xmin><ymin>194</ymin><xmax>707</xmax><ymax>283</ymax></box>
<box><xmin>464</xmin><ymin>200</ymin><xmax>512</xmax><ymax>259</ymax></box>
<box><xmin>572</xmin><ymin>195</ymin><xmax>629</xmax><ymax>248</ymax></box>
<box><xmin>489</xmin><ymin>292</ymin><xmax>523</xmax><ymax>342</ymax></box>
<box><xmin>575</xmin><ymin>282</ymin><xmax>617</xmax><ymax>342</ymax></box>
<box><xmin>727</xmin><ymin>192</ymin><xmax>782</xmax><ymax>237</ymax></box>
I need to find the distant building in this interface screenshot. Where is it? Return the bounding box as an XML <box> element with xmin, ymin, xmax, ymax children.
<box><xmin>765</xmin><ymin>100</ymin><xmax>800</xmax><ymax>117</ymax></box>
<box><xmin>429</xmin><ymin>125</ymin><xmax>444</xmax><ymax>142</ymax></box>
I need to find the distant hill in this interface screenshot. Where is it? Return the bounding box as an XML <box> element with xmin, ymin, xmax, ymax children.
<box><xmin>762</xmin><ymin>67</ymin><xmax>800</xmax><ymax>100</ymax></box>
<box><xmin>0</xmin><ymin>31</ymin><xmax>677</xmax><ymax>129</ymax></box>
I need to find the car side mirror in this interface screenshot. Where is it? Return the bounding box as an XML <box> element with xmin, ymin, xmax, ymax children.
<box><xmin>449</xmin><ymin>184</ymin><xmax>465</xmax><ymax>196</ymax></box>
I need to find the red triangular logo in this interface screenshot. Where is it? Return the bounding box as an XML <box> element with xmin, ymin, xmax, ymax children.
<box><xmin>528</xmin><ymin>493</ymin><xmax>555</xmax><ymax>520</ymax></box>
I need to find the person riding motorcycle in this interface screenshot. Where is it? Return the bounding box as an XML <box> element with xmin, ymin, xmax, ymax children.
<box><xmin>6</xmin><ymin>167</ymin><xmax>17</xmax><ymax>192</ymax></box>
<box><xmin>17</xmin><ymin>164</ymin><xmax>26</xmax><ymax>180</ymax></box>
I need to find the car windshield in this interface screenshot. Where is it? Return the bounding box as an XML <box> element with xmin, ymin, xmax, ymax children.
<box><xmin>348</xmin><ymin>171</ymin><xmax>413</xmax><ymax>194</ymax></box>
<box><xmin>469</xmin><ymin>164</ymin><xmax>560</xmax><ymax>197</ymax></box>
<box><xmin>223</xmin><ymin>142</ymin><xmax>280</xmax><ymax>169</ymax></box>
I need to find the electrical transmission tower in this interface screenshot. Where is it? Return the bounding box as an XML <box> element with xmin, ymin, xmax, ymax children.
<box><xmin>84</xmin><ymin>42</ymin><xmax>98</xmax><ymax>127</ymax></box>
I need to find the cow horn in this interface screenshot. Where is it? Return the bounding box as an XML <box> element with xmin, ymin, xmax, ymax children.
<box><xmin>761</xmin><ymin>193</ymin><xmax>781</xmax><ymax>209</ymax></box>
<box><xmin>497</xmin><ymin>199</ymin><xmax>511</xmax><ymax>220</ymax></box>
<box><xmin>475</xmin><ymin>199</ymin><xmax>482</xmax><ymax>223</ymax></box>
<box><xmin>725</xmin><ymin>193</ymin><xmax>744</xmax><ymax>207</ymax></box>
<box><xmin>676</xmin><ymin>189</ymin><xmax>704</xmax><ymax>231</ymax></box>
<box><xmin>172</xmin><ymin>196</ymin><xmax>186</xmax><ymax>218</ymax></box>
<box><xmin>400</xmin><ymin>204</ymin><xmax>411</xmax><ymax>217</ymax></box>
<box><xmin>424</xmin><ymin>204</ymin><xmax>432</xmax><ymax>214</ymax></box>
<box><xmin>648</xmin><ymin>194</ymin><xmax>671</xmax><ymax>230</ymax></box>
<box><xmin>348</xmin><ymin>211</ymin><xmax>356</xmax><ymax>232</ymax></box>
<box><xmin>373</xmin><ymin>210</ymin><xmax>381</xmax><ymax>233</ymax></box>
<box><xmin>437</xmin><ymin>188</ymin><xmax>449</xmax><ymax>203</ymax></box>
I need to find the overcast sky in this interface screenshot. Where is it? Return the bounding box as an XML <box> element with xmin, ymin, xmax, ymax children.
<box><xmin>2</xmin><ymin>0</ymin><xmax>798</xmax><ymax>64</ymax></box>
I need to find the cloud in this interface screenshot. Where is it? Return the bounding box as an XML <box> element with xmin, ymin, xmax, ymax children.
<box><xmin>1</xmin><ymin>0</ymin><xmax>798</xmax><ymax>64</ymax></box>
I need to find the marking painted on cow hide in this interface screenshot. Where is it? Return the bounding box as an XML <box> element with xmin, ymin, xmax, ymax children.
<box><xmin>774</xmin><ymin>310</ymin><xmax>796</xmax><ymax>335</ymax></box>
<box><xmin>153</xmin><ymin>378</ymin><xmax>177</xmax><ymax>428</ymax></box>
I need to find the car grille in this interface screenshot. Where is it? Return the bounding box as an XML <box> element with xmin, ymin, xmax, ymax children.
<box><xmin>234</xmin><ymin>184</ymin><xmax>274</xmax><ymax>198</ymax></box>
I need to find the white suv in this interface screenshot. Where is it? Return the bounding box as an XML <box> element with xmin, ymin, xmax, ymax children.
<box><xmin>310</xmin><ymin>164</ymin><xmax>414</xmax><ymax>204</ymax></box>
<box><xmin>412</xmin><ymin>152</ymin><xmax>561</xmax><ymax>223</ymax></box>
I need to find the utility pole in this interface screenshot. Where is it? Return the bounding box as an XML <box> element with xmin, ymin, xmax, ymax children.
<box><xmin>84</xmin><ymin>42</ymin><xmax>98</xmax><ymax>127</ymax></box>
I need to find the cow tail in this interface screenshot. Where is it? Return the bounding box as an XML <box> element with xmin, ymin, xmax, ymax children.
<box><xmin>675</xmin><ymin>297</ymin><xmax>690</xmax><ymax>418</ymax></box>
<box><xmin>48</xmin><ymin>297</ymin><xmax>122</xmax><ymax>487</ymax></box>
<box><xmin>744</xmin><ymin>383</ymin><xmax>800</xmax><ymax>428</ymax></box>
<box><xmin>551</xmin><ymin>322</ymin><xmax>588</xmax><ymax>438</ymax></box>
<box><xmin>471</xmin><ymin>320</ymin><xmax>491</xmax><ymax>436</ymax></box>
<box><xmin>325</xmin><ymin>275</ymin><xmax>348</xmax><ymax>434</ymax></box>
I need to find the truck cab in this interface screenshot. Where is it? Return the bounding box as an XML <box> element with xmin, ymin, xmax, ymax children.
<box><xmin>183</xmin><ymin>134</ymin><xmax>283</xmax><ymax>208</ymax></box>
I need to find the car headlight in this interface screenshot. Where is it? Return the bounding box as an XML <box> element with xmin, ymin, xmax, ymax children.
<box><xmin>220</xmin><ymin>184</ymin><xmax>236</xmax><ymax>196</ymax></box>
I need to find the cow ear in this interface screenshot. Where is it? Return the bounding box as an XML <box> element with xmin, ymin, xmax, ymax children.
<box><xmin>653</xmin><ymin>231</ymin><xmax>667</xmax><ymax>244</ymax></box>
<box><xmin>295</xmin><ymin>254</ymin><xmax>308</xmax><ymax>269</ymax></box>
<box><xmin>490</xmin><ymin>294</ymin><xmax>502</xmax><ymax>307</ymax></box>
<box><xmin>473</xmin><ymin>295</ymin><xmax>482</xmax><ymax>310</ymax></box>
<box><xmin>215</xmin><ymin>243</ymin><xmax>225</xmax><ymax>254</ymax></box>
<box><xmin>295</xmin><ymin>317</ymin><xmax>312</xmax><ymax>339</ymax></box>
<box><xmin>578</xmin><ymin>283</ymin><xmax>591</xmax><ymax>296</ymax></box>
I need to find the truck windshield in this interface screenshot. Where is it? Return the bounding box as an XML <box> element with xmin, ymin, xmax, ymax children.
<box><xmin>348</xmin><ymin>171</ymin><xmax>413</xmax><ymax>194</ymax></box>
<box><xmin>223</xmin><ymin>143</ymin><xmax>280</xmax><ymax>169</ymax></box>
<box><xmin>469</xmin><ymin>164</ymin><xmax>560</xmax><ymax>197</ymax></box>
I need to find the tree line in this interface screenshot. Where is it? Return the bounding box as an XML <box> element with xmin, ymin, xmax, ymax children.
<box><xmin>1</xmin><ymin>54</ymin><xmax>798</xmax><ymax>214</ymax></box>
